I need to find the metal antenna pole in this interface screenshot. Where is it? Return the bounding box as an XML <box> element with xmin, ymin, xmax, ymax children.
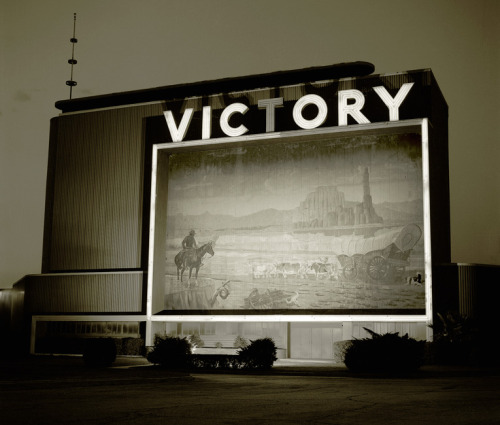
<box><xmin>66</xmin><ymin>13</ymin><xmax>78</xmax><ymax>99</ymax></box>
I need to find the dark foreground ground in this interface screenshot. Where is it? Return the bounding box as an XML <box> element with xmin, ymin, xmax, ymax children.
<box><xmin>1</xmin><ymin>356</ymin><xmax>499</xmax><ymax>425</ymax></box>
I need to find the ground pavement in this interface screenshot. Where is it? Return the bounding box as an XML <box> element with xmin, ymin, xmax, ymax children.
<box><xmin>1</xmin><ymin>356</ymin><xmax>499</xmax><ymax>425</ymax></box>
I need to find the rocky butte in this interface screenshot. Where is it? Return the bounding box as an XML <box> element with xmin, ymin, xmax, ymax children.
<box><xmin>294</xmin><ymin>168</ymin><xmax>383</xmax><ymax>230</ymax></box>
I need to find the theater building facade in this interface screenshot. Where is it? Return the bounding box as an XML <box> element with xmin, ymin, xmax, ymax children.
<box><xmin>9</xmin><ymin>63</ymin><xmax>463</xmax><ymax>358</ymax></box>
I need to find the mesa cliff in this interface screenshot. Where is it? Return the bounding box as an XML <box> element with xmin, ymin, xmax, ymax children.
<box><xmin>293</xmin><ymin>168</ymin><xmax>383</xmax><ymax>229</ymax></box>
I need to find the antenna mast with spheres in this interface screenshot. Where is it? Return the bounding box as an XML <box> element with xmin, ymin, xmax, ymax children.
<box><xmin>66</xmin><ymin>13</ymin><xmax>78</xmax><ymax>99</ymax></box>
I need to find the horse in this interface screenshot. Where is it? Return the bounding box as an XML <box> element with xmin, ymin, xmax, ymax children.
<box><xmin>174</xmin><ymin>242</ymin><xmax>215</xmax><ymax>283</ymax></box>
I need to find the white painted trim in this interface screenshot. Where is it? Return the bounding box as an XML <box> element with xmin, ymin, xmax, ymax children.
<box><xmin>421</xmin><ymin>119</ymin><xmax>434</xmax><ymax>336</ymax></box>
<box><xmin>155</xmin><ymin>119</ymin><xmax>425</xmax><ymax>151</ymax></box>
<box><xmin>149</xmin><ymin>315</ymin><xmax>429</xmax><ymax>323</ymax></box>
<box><xmin>145</xmin><ymin>146</ymin><xmax>159</xmax><ymax>346</ymax></box>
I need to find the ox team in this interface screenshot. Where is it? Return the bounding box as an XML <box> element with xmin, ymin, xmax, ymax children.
<box><xmin>252</xmin><ymin>259</ymin><xmax>335</xmax><ymax>281</ymax></box>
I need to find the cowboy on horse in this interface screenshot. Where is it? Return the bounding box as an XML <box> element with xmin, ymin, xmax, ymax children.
<box><xmin>175</xmin><ymin>230</ymin><xmax>215</xmax><ymax>283</ymax></box>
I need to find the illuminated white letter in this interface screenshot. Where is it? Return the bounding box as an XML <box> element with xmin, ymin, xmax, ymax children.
<box><xmin>163</xmin><ymin>108</ymin><xmax>194</xmax><ymax>142</ymax></box>
<box><xmin>293</xmin><ymin>94</ymin><xmax>328</xmax><ymax>129</ymax></box>
<box><xmin>220</xmin><ymin>103</ymin><xmax>249</xmax><ymax>137</ymax></box>
<box><xmin>373</xmin><ymin>82</ymin><xmax>414</xmax><ymax>121</ymax></box>
<box><xmin>202</xmin><ymin>106</ymin><xmax>211</xmax><ymax>139</ymax></box>
<box><xmin>338</xmin><ymin>90</ymin><xmax>370</xmax><ymax>126</ymax></box>
<box><xmin>258</xmin><ymin>97</ymin><xmax>283</xmax><ymax>132</ymax></box>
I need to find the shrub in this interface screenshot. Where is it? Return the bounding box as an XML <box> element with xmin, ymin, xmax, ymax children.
<box><xmin>238</xmin><ymin>337</ymin><xmax>277</xmax><ymax>370</ymax></box>
<box><xmin>147</xmin><ymin>335</ymin><xmax>192</xmax><ymax>369</ymax></box>
<box><xmin>119</xmin><ymin>338</ymin><xmax>145</xmax><ymax>356</ymax></box>
<box><xmin>429</xmin><ymin>312</ymin><xmax>486</xmax><ymax>365</ymax></box>
<box><xmin>342</xmin><ymin>328</ymin><xmax>425</xmax><ymax>373</ymax></box>
<box><xmin>233</xmin><ymin>335</ymin><xmax>249</xmax><ymax>349</ymax></box>
<box><xmin>188</xmin><ymin>332</ymin><xmax>204</xmax><ymax>349</ymax></box>
<box><xmin>83</xmin><ymin>338</ymin><xmax>117</xmax><ymax>368</ymax></box>
<box><xmin>190</xmin><ymin>354</ymin><xmax>241</xmax><ymax>370</ymax></box>
<box><xmin>431</xmin><ymin>312</ymin><xmax>479</xmax><ymax>345</ymax></box>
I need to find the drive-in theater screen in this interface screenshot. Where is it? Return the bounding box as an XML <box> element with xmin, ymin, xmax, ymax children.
<box><xmin>150</xmin><ymin>121</ymin><xmax>430</xmax><ymax>317</ymax></box>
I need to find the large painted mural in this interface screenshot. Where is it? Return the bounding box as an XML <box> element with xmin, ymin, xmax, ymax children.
<box><xmin>163</xmin><ymin>132</ymin><xmax>426</xmax><ymax>313</ymax></box>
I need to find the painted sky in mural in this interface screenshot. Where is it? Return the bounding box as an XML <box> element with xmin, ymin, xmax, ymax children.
<box><xmin>166</xmin><ymin>134</ymin><xmax>423</xmax><ymax>217</ymax></box>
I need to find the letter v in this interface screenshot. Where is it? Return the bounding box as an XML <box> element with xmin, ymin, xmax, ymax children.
<box><xmin>163</xmin><ymin>108</ymin><xmax>194</xmax><ymax>142</ymax></box>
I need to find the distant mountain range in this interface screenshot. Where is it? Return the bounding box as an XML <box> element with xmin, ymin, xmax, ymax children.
<box><xmin>168</xmin><ymin>208</ymin><xmax>293</xmax><ymax>234</ymax></box>
<box><xmin>167</xmin><ymin>199</ymin><xmax>423</xmax><ymax>236</ymax></box>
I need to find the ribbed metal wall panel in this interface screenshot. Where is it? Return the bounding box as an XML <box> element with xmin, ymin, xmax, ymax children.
<box><xmin>0</xmin><ymin>287</ymin><xmax>25</xmax><ymax>332</ymax></box>
<box><xmin>24</xmin><ymin>273</ymin><xmax>143</xmax><ymax>313</ymax></box>
<box><xmin>378</xmin><ymin>72</ymin><xmax>431</xmax><ymax>91</ymax></box>
<box><xmin>457</xmin><ymin>264</ymin><xmax>478</xmax><ymax>318</ymax></box>
<box><xmin>47</xmin><ymin>103</ymin><xmax>163</xmax><ymax>270</ymax></box>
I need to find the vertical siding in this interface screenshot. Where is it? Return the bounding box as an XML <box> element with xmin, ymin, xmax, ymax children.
<box><xmin>47</xmin><ymin>103</ymin><xmax>163</xmax><ymax>270</ymax></box>
<box><xmin>351</xmin><ymin>321</ymin><xmax>427</xmax><ymax>340</ymax></box>
<box><xmin>0</xmin><ymin>286</ymin><xmax>25</xmax><ymax>332</ymax></box>
<box><xmin>24</xmin><ymin>273</ymin><xmax>143</xmax><ymax>313</ymax></box>
<box><xmin>289</xmin><ymin>321</ymin><xmax>428</xmax><ymax>359</ymax></box>
<box><xmin>458</xmin><ymin>264</ymin><xmax>478</xmax><ymax>318</ymax></box>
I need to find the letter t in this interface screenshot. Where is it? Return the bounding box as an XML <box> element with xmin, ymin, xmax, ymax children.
<box><xmin>258</xmin><ymin>97</ymin><xmax>284</xmax><ymax>132</ymax></box>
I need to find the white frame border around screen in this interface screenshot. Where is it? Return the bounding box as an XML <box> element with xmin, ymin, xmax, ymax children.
<box><xmin>146</xmin><ymin>119</ymin><xmax>432</xmax><ymax>328</ymax></box>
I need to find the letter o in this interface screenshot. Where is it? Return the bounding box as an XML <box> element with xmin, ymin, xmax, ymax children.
<box><xmin>293</xmin><ymin>94</ymin><xmax>328</xmax><ymax>129</ymax></box>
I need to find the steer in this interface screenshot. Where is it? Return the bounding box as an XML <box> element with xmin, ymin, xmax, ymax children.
<box><xmin>275</xmin><ymin>262</ymin><xmax>306</xmax><ymax>279</ymax></box>
<box><xmin>251</xmin><ymin>263</ymin><xmax>277</xmax><ymax>279</ymax></box>
<box><xmin>308</xmin><ymin>261</ymin><xmax>336</xmax><ymax>280</ymax></box>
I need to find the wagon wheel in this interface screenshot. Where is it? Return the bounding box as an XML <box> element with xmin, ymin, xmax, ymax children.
<box><xmin>342</xmin><ymin>259</ymin><xmax>357</xmax><ymax>280</ymax></box>
<box><xmin>367</xmin><ymin>256</ymin><xmax>389</xmax><ymax>280</ymax></box>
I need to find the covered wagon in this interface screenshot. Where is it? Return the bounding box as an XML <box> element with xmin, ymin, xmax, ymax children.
<box><xmin>335</xmin><ymin>224</ymin><xmax>422</xmax><ymax>282</ymax></box>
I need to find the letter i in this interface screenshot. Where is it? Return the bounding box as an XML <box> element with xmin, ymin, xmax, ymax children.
<box><xmin>202</xmin><ymin>106</ymin><xmax>211</xmax><ymax>139</ymax></box>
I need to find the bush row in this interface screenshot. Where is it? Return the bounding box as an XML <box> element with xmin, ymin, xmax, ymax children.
<box><xmin>427</xmin><ymin>311</ymin><xmax>498</xmax><ymax>366</ymax></box>
<box><xmin>342</xmin><ymin>328</ymin><xmax>425</xmax><ymax>373</ymax></box>
<box><xmin>341</xmin><ymin>318</ymin><xmax>499</xmax><ymax>372</ymax></box>
<box><xmin>38</xmin><ymin>311</ymin><xmax>497</xmax><ymax>370</ymax></box>
<box><xmin>147</xmin><ymin>335</ymin><xmax>278</xmax><ymax>370</ymax></box>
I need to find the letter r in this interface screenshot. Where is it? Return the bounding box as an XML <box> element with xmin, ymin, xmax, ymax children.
<box><xmin>338</xmin><ymin>90</ymin><xmax>370</xmax><ymax>126</ymax></box>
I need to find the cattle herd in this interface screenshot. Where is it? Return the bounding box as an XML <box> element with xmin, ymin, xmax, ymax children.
<box><xmin>249</xmin><ymin>258</ymin><xmax>424</xmax><ymax>286</ymax></box>
<box><xmin>250</xmin><ymin>258</ymin><xmax>339</xmax><ymax>281</ymax></box>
